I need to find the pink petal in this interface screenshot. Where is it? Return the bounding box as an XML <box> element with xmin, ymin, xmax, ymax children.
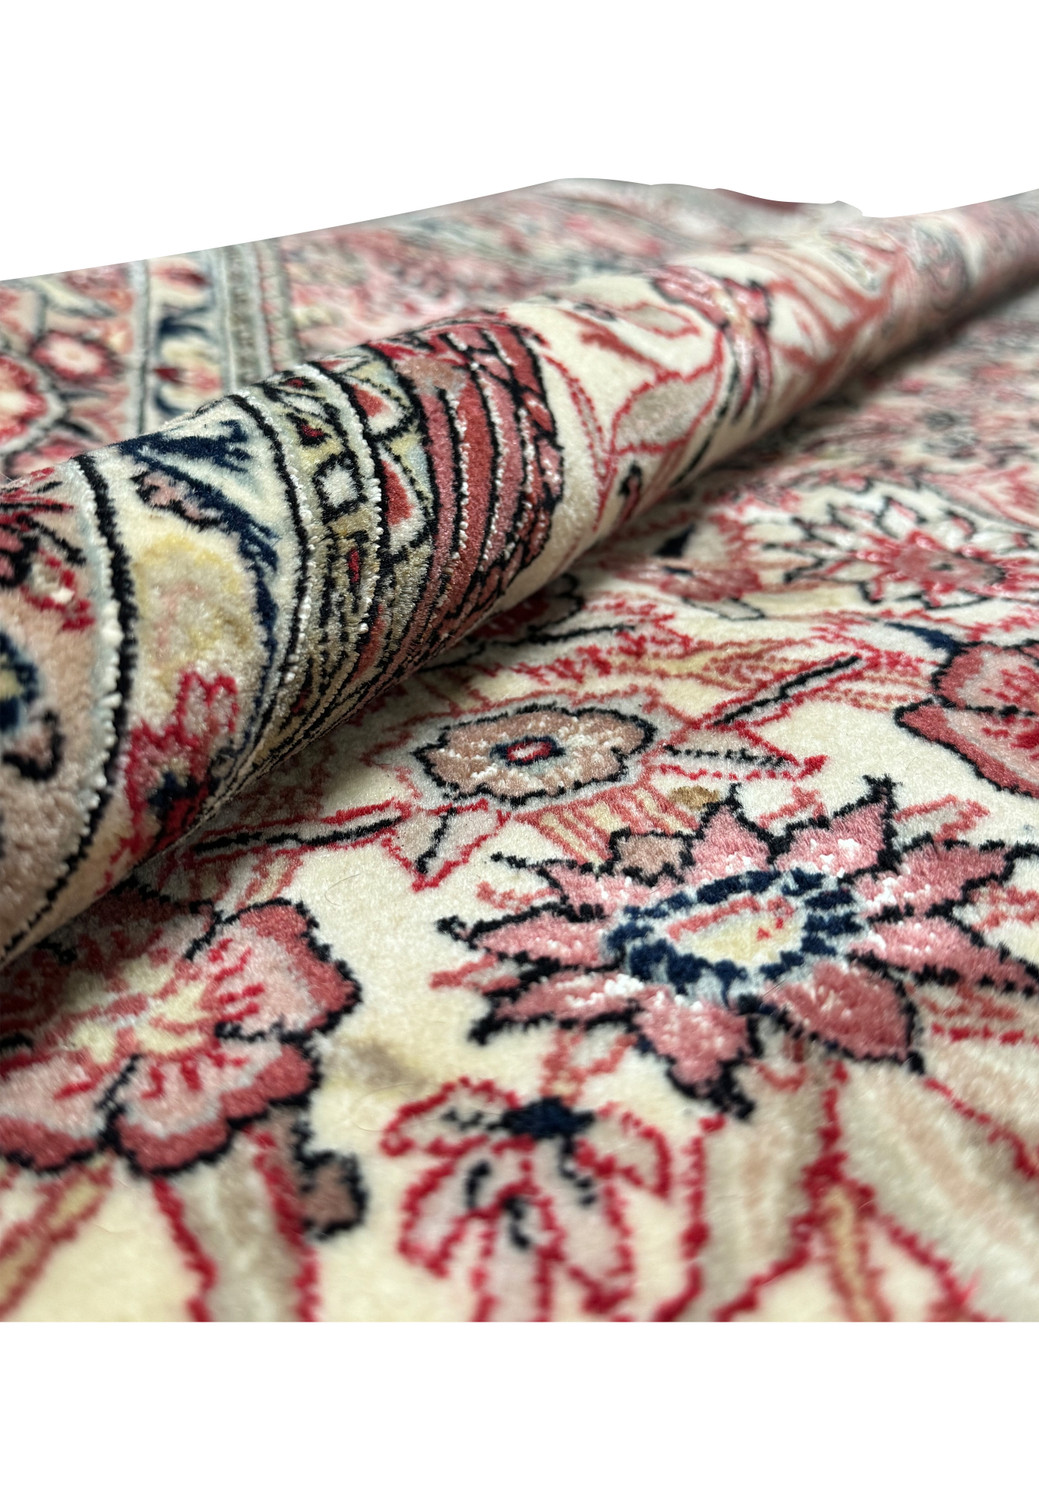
<box><xmin>856</xmin><ymin>915</ymin><xmax>1037</xmax><ymax>993</ymax></box>
<box><xmin>688</xmin><ymin>807</ymin><xmax>771</xmax><ymax>883</ymax></box>
<box><xmin>939</xmin><ymin>643</ymin><xmax>1039</xmax><ymax>712</ymax></box>
<box><xmin>550</xmin><ymin>865</ymin><xmax>666</xmax><ymax>914</ymax></box>
<box><xmin>480</xmin><ymin>911</ymin><xmax>606</xmax><ymax>968</ymax></box>
<box><xmin>771</xmin><ymin>960</ymin><xmax>911</xmax><ymax>1059</ymax></box>
<box><xmin>114</xmin><ymin>1038</ymin><xmax>314</xmax><ymax>1172</ymax></box>
<box><xmin>900</xmin><ymin>702</ymin><xmax>1039</xmax><ymax>800</ymax></box>
<box><xmin>228</xmin><ymin>902</ymin><xmax>360</xmax><ymax>1033</ymax></box>
<box><xmin>0</xmin><ymin>1053</ymin><xmax>110</xmax><ymax>1170</ymax></box>
<box><xmin>494</xmin><ymin>970</ymin><xmax>640</xmax><ymax>1026</ymax></box>
<box><xmin>635</xmin><ymin>992</ymin><xmax>751</xmax><ymax>1090</ymax></box>
<box><xmin>857</xmin><ymin>843</ymin><xmax>1006</xmax><ymax>916</ymax></box>
<box><xmin>779</xmin><ymin>800</ymin><xmax>886</xmax><ymax>878</ymax></box>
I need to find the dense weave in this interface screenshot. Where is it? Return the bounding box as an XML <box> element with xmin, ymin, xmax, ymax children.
<box><xmin>3</xmin><ymin>181</ymin><xmax>1039</xmax><ymax>1319</ymax></box>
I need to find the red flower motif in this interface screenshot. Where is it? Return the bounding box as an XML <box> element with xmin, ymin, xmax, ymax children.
<box><xmin>0</xmin><ymin>482</ymin><xmax>94</xmax><ymax>630</ymax></box>
<box><xmin>0</xmin><ymin>891</ymin><xmax>359</xmax><ymax>1173</ymax></box>
<box><xmin>899</xmin><ymin>643</ymin><xmax>1039</xmax><ymax>800</ymax></box>
<box><xmin>118</xmin><ymin>670</ymin><xmax>239</xmax><ymax>865</ymax></box>
<box><xmin>0</xmin><ymin>354</ymin><xmax>48</xmax><ymax>448</ymax></box>
<box><xmin>0</xmin><ymin>502</ymin><xmax>39</xmax><ymax>590</ymax></box>
<box><xmin>32</xmin><ymin>332</ymin><xmax>117</xmax><ymax>386</ymax></box>
<box><xmin>443</xmin><ymin>782</ymin><xmax>1036</xmax><ymax>1112</ymax></box>
<box><xmin>382</xmin><ymin>1079</ymin><xmax>669</xmax><ymax>1320</ymax></box>
<box><xmin>776</xmin><ymin>486</ymin><xmax>1039</xmax><ymax>610</ymax></box>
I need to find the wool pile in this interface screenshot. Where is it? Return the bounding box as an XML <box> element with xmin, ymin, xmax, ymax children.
<box><xmin>3</xmin><ymin>179</ymin><xmax>1039</xmax><ymax>1319</ymax></box>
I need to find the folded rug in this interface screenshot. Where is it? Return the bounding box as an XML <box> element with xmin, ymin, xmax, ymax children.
<box><xmin>3</xmin><ymin>180</ymin><xmax>1039</xmax><ymax>1319</ymax></box>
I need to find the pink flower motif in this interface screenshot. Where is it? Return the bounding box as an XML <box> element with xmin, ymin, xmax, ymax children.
<box><xmin>416</xmin><ymin>703</ymin><xmax>652</xmax><ymax>805</ymax></box>
<box><xmin>0</xmin><ymin>354</ymin><xmax>48</xmax><ymax>448</ymax></box>
<box><xmin>783</xmin><ymin>491</ymin><xmax>1039</xmax><ymax>609</ymax></box>
<box><xmin>0</xmin><ymin>481</ymin><xmax>93</xmax><ymax>630</ymax></box>
<box><xmin>900</xmin><ymin>642</ymin><xmax>1039</xmax><ymax>800</ymax></box>
<box><xmin>0</xmin><ymin>891</ymin><xmax>359</xmax><ymax>1173</ymax></box>
<box><xmin>32</xmin><ymin>331</ymin><xmax>117</xmax><ymax>385</ymax></box>
<box><xmin>0</xmin><ymin>498</ymin><xmax>40</xmax><ymax>590</ymax></box>
<box><xmin>443</xmin><ymin>782</ymin><xmax>1037</xmax><ymax>1113</ymax></box>
<box><xmin>118</xmin><ymin>669</ymin><xmax>239</xmax><ymax>866</ymax></box>
<box><xmin>382</xmin><ymin>1078</ymin><xmax>669</xmax><ymax>1320</ymax></box>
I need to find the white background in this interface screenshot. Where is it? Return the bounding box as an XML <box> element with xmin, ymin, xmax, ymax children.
<box><xmin>3</xmin><ymin>0</ymin><xmax>1037</xmax><ymax>279</ymax></box>
<box><xmin>4</xmin><ymin>0</ymin><xmax>1038</xmax><ymax>1490</ymax></box>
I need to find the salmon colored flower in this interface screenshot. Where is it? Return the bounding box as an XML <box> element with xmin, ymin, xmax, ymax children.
<box><xmin>0</xmin><ymin>354</ymin><xmax>48</xmax><ymax>449</ymax></box>
<box><xmin>900</xmin><ymin>642</ymin><xmax>1039</xmax><ymax>799</ymax></box>
<box><xmin>417</xmin><ymin>703</ymin><xmax>652</xmax><ymax>805</ymax></box>
<box><xmin>444</xmin><ymin>782</ymin><xmax>1037</xmax><ymax>1113</ymax></box>
<box><xmin>0</xmin><ymin>891</ymin><xmax>359</xmax><ymax>1173</ymax></box>
<box><xmin>32</xmin><ymin>331</ymin><xmax>116</xmax><ymax>385</ymax></box>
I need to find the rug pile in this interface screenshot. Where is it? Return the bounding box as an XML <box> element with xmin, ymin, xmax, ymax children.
<box><xmin>3</xmin><ymin>179</ymin><xmax>1039</xmax><ymax>1319</ymax></box>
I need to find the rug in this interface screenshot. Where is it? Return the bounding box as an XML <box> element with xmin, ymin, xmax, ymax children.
<box><xmin>3</xmin><ymin>179</ymin><xmax>1039</xmax><ymax>1319</ymax></box>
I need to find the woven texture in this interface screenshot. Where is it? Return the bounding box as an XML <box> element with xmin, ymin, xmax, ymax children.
<box><xmin>3</xmin><ymin>180</ymin><xmax>1039</xmax><ymax>1319</ymax></box>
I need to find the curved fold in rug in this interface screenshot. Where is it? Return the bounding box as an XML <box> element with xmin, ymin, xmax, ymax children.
<box><xmin>2</xmin><ymin>193</ymin><xmax>1039</xmax><ymax>966</ymax></box>
<box><xmin>6</xmin><ymin>181</ymin><xmax>1039</xmax><ymax>1320</ymax></box>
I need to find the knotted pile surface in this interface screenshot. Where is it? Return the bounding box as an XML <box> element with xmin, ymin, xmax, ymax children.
<box><xmin>3</xmin><ymin>179</ymin><xmax>1039</xmax><ymax>1319</ymax></box>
